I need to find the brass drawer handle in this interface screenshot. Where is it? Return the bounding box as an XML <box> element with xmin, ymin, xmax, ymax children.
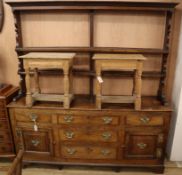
<box><xmin>158</xmin><ymin>134</ymin><xmax>164</xmax><ymax>143</ymax></box>
<box><xmin>102</xmin><ymin>117</ymin><xmax>113</xmax><ymax>124</ymax></box>
<box><xmin>101</xmin><ymin>149</ymin><xmax>110</xmax><ymax>156</ymax></box>
<box><xmin>64</xmin><ymin>116</ymin><xmax>73</xmax><ymax>123</ymax></box>
<box><xmin>29</xmin><ymin>114</ymin><xmax>39</xmax><ymax>131</ymax></box>
<box><xmin>65</xmin><ymin>131</ymin><xmax>74</xmax><ymax>139</ymax></box>
<box><xmin>102</xmin><ymin>132</ymin><xmax>112</xmax><ymax>140</ymax></box>
<box><xmin>156</xmin><ymin>148</ymin><xmax>162</xmax><ymax>158</ymax></box>
<box><xmin>31</xmin><ymin>140</ymin><xmax>40</xmax><ymax>147</ymax></box>
<box><xmin>137</xmin><ymin>143</ymin><xmax>147</xmax><ymax>149</ymax></box>
<box><xmin>66</xmin><ymin>148</ymin><xmax>77</xmax><ymax>155</ymax></box>
<box><xmin>140</xmin><ymin>116</ymin><xmax>150</xmax><ymax>124</ymax></box>
<box><xmin>29</xmin><ymin>114</ymin><xmax>38</xmax><ymax>122</ymax></box>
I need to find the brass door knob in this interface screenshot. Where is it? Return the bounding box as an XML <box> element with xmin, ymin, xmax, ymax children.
<box><xmin>137</xmin><ymin>143</ymin><xmax>147</xmax><ymax>149</ymax></box>
<box><xmin>29</xmin><ymin>114</ymin><xmax>38</xmax><ymax>122</ymax></box>
<box><xmin>31</xmin><ymin>140</ymin><xmax>40</xmax><ymax>147</ymax></box>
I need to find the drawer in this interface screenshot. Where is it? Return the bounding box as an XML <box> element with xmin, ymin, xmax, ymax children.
<box><xmin>60</xmin><ymin>129</ymin><xmax>117</xmax><ymax>142</ymax></box>
<box><xmin>126</xmin><ymin>113</ymin><xmax>164</xmax><ymax>126</ymax></box>
<box><xmin>58</xmin><ymin>115</ymin><xmax>119</xmax><ymax>125</ymax></box>
<box><xmin>0</xmin><ymin>100</ymin><xmax>5</xmax><ymax>108</ymax></box>
<box><xmin>61</xmin><ymin>145</ymin><xmax>116</xmax><ymax>159</ymax></box>
<box><xmin>0</xmin><ymin>143</ymin><xmax>13</xmax><ymax>153</ymax></box>
<box><xmin>58</xmin><ymin>115</ymin><xmax>87</xmax><ymax>125</ymax></box>
<box><xmin>14</xmin><ymin>109</ymin><xmax>52</xmax><ymax>123</ymax></box>
<box><xmin>0</xmin><ymin>120</ymin><xmax>8</xmax><ymax>130</ymax></box>
<box><xmin>0</xmin><ymin>110</ymin><xmax>6</xmax><ymax>119</ymax></box>
<box><xmin>0</xmin><ymin>130</ymin><xmax>11</xmax><ymax>143</ymax></box>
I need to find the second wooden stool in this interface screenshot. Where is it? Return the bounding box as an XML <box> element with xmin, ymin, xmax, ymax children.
<box><xmin>93</xmin><ymin>54</ymin><xmax>146</xmax><ymax>110</ymax></box>
<box><xmin>19</xmin><ymin>52</ymin><xmax>75</xmax><ymax>108</ymax></box>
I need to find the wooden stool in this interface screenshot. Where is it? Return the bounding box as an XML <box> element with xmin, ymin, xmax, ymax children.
<box><xmin>93</xmin><ymin>54</ymin><xmax>146</xmax><ymax>110</ymax></box>
<box><xmin>19</xmin><ymin>52</ymin><xmax>75</xmax><ymax>108</ymax></box>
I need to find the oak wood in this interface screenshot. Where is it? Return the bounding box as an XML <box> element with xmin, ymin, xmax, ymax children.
<box><xmin>5</xmin><ymin>0</ymin><xmax>179</xmax><ymax>173</ymax></box>
<box><xmin>93</xmin><ymin>54</ymin><xmax>146</xmax><ymax>110</ymax></box>
<box><xmin>0</xmin><ymin>0</ymin><xmax>4</xmax><ymax>32</ymax></box>
<box><xmin>7</xmin><ymin>150</ymin><xmax>24</xmax><ymax>175</ymax></box>
<box><xmin>7</xmin><ymin>102</ymin><xmax>171</xmax><ymax>173</ymax></box>
<box><xmin>21</xmin><ymin>52</ymin><xmax>75</xmax><ymax>108</ymax></box>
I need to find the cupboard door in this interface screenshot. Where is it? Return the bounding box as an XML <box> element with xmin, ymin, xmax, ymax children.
<box><xmin>123</xmin><ymin>129</ymin><xmax>164</xmax><ymax>160</ymax></box>
<box><xmin>16</xmin><ymin>128</ymin><xmax>54</xmax><ymax>155</ymax></box>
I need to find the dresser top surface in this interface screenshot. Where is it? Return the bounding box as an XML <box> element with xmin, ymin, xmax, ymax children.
<box><xmin>5</xmin><ymin>0</ymin><xmax>181</xmax><ymax>4</ymax></box>
<box><xmin>92</xmin><ymin>54</ymin><xmax>146</xmax><ymax>60</ymax></box>
<box><xmin>7</xmin><ymin>95</ymin><xmax>172</xmax><ymax>112</ymax></box>
<box><xmin>19</xmin><ymin>52</ymin><xmax>75</xmax><ymax>60</ymax></box>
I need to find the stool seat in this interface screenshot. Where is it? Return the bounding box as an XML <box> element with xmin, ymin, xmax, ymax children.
<box><xmin>20</xmin><ymin>52</ymin><xmax>75</xmax><ymax>108</ymax></box>
<box><xmin>92</xmin><ymin>54</ymin><xmax>146</xmax><ymax>60</ymax></box>
<box><xmin>93</xmin><ymin>54</ymin><xmax>146</xmax><ymax>110</ymax></box>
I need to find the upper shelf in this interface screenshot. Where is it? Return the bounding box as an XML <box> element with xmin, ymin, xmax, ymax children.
<box><xmin>16</xmin><ymin>47</ymin><xmax>168</xmax><ymax>54</ymax></box>
<box><xmin>6</xmin><ymin>0</ymin><xmax>180</xmax><ymax>11</ymax></box>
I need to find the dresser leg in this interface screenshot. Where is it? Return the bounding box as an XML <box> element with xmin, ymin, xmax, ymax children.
<box><xmin>112</xmin><ymin>167</ymin><xmax>120</xmax><ymax>172</ymax></box>
<box><xmin>58</xmin><ymin>165</ymin><xmax>64</xmax><ymax>170</ymax></box>
<box><xmin>151</xmin><ymin>166</ymin><xmax>164</xmax><ymax>174</ymax></box>
<box><xmin>22</xmin><ymin>162</ymin><xmax>31</xmax><ymax>169</ymax></box>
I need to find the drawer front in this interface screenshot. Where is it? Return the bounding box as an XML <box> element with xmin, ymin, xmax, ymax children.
<box><xmin>0</xmin><ymin>100</ymin><xmax>5</xmax><ymax>108</ymax></box>
<box><xmin>124</xmin><ymin>130</ymin><xmax>164</xmax><ymax>160</ymax></box>
<box><xmin>14</xmin><ymin>109</ymin><xmax>52</xmax><ymax>123</ymax></box>
<box><xmin>0</xmin><ymin>143</ymin><xmax>13</xmax><ymax>153</ymax></box>
<box><xmin>58</xmin><ymin>115</ymin><xmax>119</xmax><ymax>125</ymax></box>
<box><xmin>0</xmin><ymin>120</ymin><xmax>8</xmax><ymax>130</ymax></box>
<box><xmin>0</xmin><ymin>130</ymin><xmax>11</xmax><ymax>143</ymax></box>
<box><xmin>60</xmin><ymin>129</ymin><xmax>117</xmax><ymax>142</ymax></box>
<box><xmin>0</xmin><ymin>110</ymin><xmax>6</xmax><ymax>119</ymax></box>
<box><xmin>61</xmin><ymin>145</ymin><xmax>116</xmax><ymax>159</ymax></box>
<box><xmin>58</xmin><ymin>115</ymin><xmax>87</xmax><ymax>125</ymax></box>
<box><xmin>126</xmin><ymin>112</ymin><xmax>164</xmax><ymax>126</ymax></box>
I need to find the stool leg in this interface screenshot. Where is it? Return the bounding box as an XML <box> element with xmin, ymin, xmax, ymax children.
<box><xmin>69</xmin><ymin>68</ymin><xmax>73</xmax><ymax>96</ymax></box>
<box><xmin>135</xmin><ymin>61</ymin><xmax>142</xmax><ymax>110</ymax></box>
<box><xmin>25</xmin><ymin>68</ymin><xmax>32</xmax><ymax>106</ymax></box>
<box><xmin>132</xmin><ymin>70</ymin><xmax>136</xmax><ymax>96</ymax></box>
<box><xmin>34</xmin><ymin>68</ymin><xmax>40</xmax><ymax>94</ymax></box>
<box><xmin>63</xmin><ymin>68</ymin><xmax>70</xmax><ymax>109</ymax></box>
<box><xmin>96</xmin><ymin>65</ymin><xmax>102</xmax><ymax>109</ymax></box>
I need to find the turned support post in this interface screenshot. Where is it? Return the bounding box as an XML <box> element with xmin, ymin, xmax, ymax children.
<box><xmin>25</xmin><ymin>67</ymin><xmax>32</xmax><ymax>106</ymax></box>
<box><xmin>135</xmin><ymin>61</ymin><xmax>143</xmax><ymax>110</ymax></box>
<box><xmin>95</xmin><ymin>62</ymin><xmax>102</xmax><ymax>109</ymax></box>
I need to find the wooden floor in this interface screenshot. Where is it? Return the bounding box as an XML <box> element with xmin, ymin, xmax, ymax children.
<box><xmin>0</xmin><ymin>162</ymin><xmax>182</xmax><ymax>175</ymax></box>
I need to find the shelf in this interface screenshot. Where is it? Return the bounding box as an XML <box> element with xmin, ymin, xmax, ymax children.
<box><xmin>19</xmin><ymin>70</ymin><xmax>163</xmax><ymax>79</ymax></box>
<box><xmin>16</xmin><ymin>47</ymin><xmax>168</xmax><ymax>54</ymax></box>
<box><xmin>6</xmin><ymin>0</ymin><xmax>179</xmax><ymax>11</ymax></box>
<box><xmin>7</xmin><ymin>95</ymin><xmax>172</xmax><ymax>112</ymax></box>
